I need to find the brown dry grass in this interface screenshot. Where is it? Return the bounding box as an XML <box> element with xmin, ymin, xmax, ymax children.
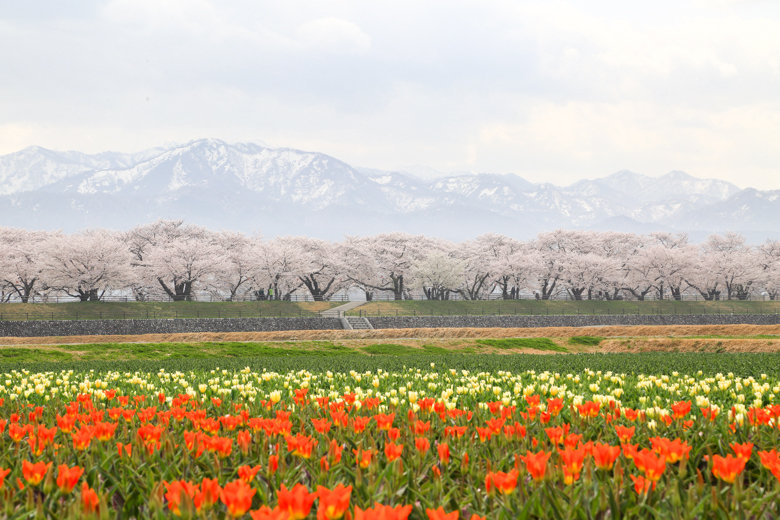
<box><xmin>601</xmin><ymin>338</ymin><xmax>780</xmax><ymax>353</ymax></box>
<box><xmin>1</xmin><ymin>323</ymin><xmax>779</xmax><ymax>347</ymax></box>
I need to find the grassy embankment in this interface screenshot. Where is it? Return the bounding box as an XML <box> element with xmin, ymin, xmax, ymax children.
<box><xmin>0</xmin><ymin>301</ymin><xmax>341</xmax><ymax>321</ymax></box>
<box><xmin>345</xmin><ymin>299</ymin><xmax>780</xmax><ymax>316</ymax></box>
<box><xmin>4</xmin><ymin>330</ymin><xmax>780</xmax><ymax>363</ymax></box>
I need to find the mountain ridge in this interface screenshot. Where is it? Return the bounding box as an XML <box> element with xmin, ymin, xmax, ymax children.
<box><xmin>0</xmin><ymin>138</ymin><xmax>775</xmax><ymax>242</ymax></box>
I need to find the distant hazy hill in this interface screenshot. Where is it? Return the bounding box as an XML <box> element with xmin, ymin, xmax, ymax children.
<box><xmin>0</xmin><ymin>138</ymin><xmax>775</xmax><ymax>241</ymax></box>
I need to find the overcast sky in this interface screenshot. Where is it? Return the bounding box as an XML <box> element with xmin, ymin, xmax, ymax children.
<box><xmin>1</xmin><ymin>1</ymin><xmax>779</xmax><ymax>188</ymax></box>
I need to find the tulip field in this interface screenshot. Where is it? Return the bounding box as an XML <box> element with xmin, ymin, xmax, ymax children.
<box><xmin>4</xmin><ymin>353</ymin><xmax>780</xmax><ymax>519</ymax></box>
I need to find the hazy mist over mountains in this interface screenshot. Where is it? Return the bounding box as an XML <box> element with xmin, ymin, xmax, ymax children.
<box><xmin>1</xmin><ymin>139</ymin><xmax>778</xmax><ymax>242</ymax></box>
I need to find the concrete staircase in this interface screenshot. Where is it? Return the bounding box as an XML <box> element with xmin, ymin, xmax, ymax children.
<box><xmin>345</xmin><ymin>316</ymin><xmax>373</xmax><ymax>330</ymax></box>
<box><xmin>319</xmin><ymin>301</ymin><xmax>369</xmax><ymax>330</ymax></box>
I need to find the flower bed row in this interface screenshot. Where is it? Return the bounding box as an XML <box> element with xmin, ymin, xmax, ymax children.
<box><xmin>1</xmin><ymin>365</ymin><xmax>780</xmax><ymax>518</ymax></box>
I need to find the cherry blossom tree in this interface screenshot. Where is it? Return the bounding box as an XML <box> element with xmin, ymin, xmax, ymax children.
<box><xmin>352</xmin><ymin>233</ymin><xmax>429</xmax><ymax>300</ymax></box>
<box><xmin>699</xmin><ymin>233</ymin><xmax>760</xmax><ymax>300</ymax></box>
<box><xmin>622</xmin><ymin>244</ymin><xmax>661</xmax><ymax>301</ymax></box>
<box><xmin>283</xmin><ymin>236</ymin><xmax>343</xmax><ymax>301</ymax></box>
<box><xmin>207</xmin><ymin>231</ymin><xmax>255</xmax><ymax>301</ymax></box>
<box><xmin>249</xmin><ymin>237</ymin><xmax>301</xmax><ymax>300</ymax></box>
<box><xmin>646</xmin><ymin>234</ymin><xmax>695</xmax><ymax>300</ymax></box>
<box><xmin>411</xmin><ymin>251</ymin><xmax>465</xmax><ymax>300</ymax></box>
<box><xmin>758</xmin><ymin>240</ymin><xmax>780</xmax><ymax>300</ymax></box>
<box><xmin>337</xmin><ymin>236</ymin><xmax>379</xmax><ymax>300</ymax></box>
<box><xmin>0</xmin><ymin>227</ymin><xmax>55</xmax><ymax>303</ymax></box>
<box><xmin>560</xmin><ymin>253</ymin><xmax>620</xmax><ymax>300</ymax></box>
<box><xmin>42</xmin><ymin>229</ymin><xmax>132</xmax><ymax>301</ymax></box>
<box><xmin>127</xmin><ymin>219</ymin><xmax>227</xmax><ymax>301</ymax></box>
<box><xmin>533</xmin><ymin>230</ymin><xmax>574</xmax><ymax>300</ymax></box>
<box><xmin>594</xmin><ymin>232</ymin><xmax>645</xmax><ymax>300</ymax></box>
<box><xmin>477</xmin><ymin>233</ymin><xmax>525</xmax><ymax>299</ymax></box>
<box><xmin>1</xmin><ymin>223</ymin><xmax>774</xmax><ymax>305</ymax></box>
<box><xmin>537</xmin><ymin>230</ymin><xmax>601</xmax><ymax>300</ymax></box>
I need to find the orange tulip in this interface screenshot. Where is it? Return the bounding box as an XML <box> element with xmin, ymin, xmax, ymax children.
<box><xmin>413</xmin><ymin>421</ymin><xmax>431</xmax><ymax>435</ymax></box>
<box><xmin>0</xmin><ymin>468</ymin><xmax>10</xmax><ymax>490</ymax></box>
<box><xmin>9</xmin><ymin>423</ymin><xmax>28</xmax><ymax>443</ymax></box>
<box><xmin>221</xmin><ymin>480</ymin><xmax>257</xmax><ymax>518</ymax></box>
<box><xmin>354</xmin><ymin>449</ymin><xmax>375</xmax><ymax>469</ymax></box>
<box><xmin>614</xmin><ymin>425</ymin><xmax>635</xmax><ymax>444</ymax></box>
<box><xmin>699</xmin><ymin>406</ymin><xmax>718</xmax><ymax>422</ymax></box>
<box><xmin>437</xmin><ymin>443</ymin><xmax>451</xmax><ymax>465</ymax></box>
<box><xmin>56</xmin><ymin>414</ymin><xmax>77</xmax><ymax>433</ymax></box>
<box><xmin>237</xmin><ymin>465</ymin><xmax>262</xmax><ymax>484</ymax></box>
<box><xmin>250</xmin><ymin>506</ymin><xmax>289</xmax><ymax>520</ymax></box>
<box><xmin>56</xmin><ymin>465</ymin><xmax>84</xmax><ymax>494</ymax></box>
<box><xmin>577</xmin><ymin>401</ymin><xmax>601</xmax><ymax>418</ymax></box>
<box><xmin>316</xmin><ymin>484</ymin><xmax>352</xmax><ymax>520</ymax></box>
<box><xmin>195</xmin><ymin>478</ymin><xmax>221</xmax><ymax>512</ymax></box>
<box><xmin>544</xmin><ymin>427</ymin><xmax>564</xmax><ymax>446</ymax></box>
<box><xmin>633</xmin><ymin>450</ymin><xmax>666</xmax><ymax>482</ymax></box>
<box><xmin>286</xmin><ymin>434</ymin><xmax>317</xmax><ymax>459</ymax></box>
<box><xmin>117</xmin><ymin>442</ymin><xmax>132</xmax><ymax>458</ymax></box>
<box><xmin>278</xmin><ymin>483</ymin><xmax>316</xmax><ymax>520</ymax></box>
<box><xmin>94</xmin><ymin>422</ymin><xmax>117</xmax><ymax>442</ymax></box>
<box><xmin>670</xmin><ymin>401</ymin><xmax>691</xmax><ymax>419</ymax></box>
<box><xmin>22</xmin><ymin>460</ymin><xmax>52</xmax><ymax>486</ymax></box>
<box><xmin>81</xmin><ymin>482</ymin><xmax>100</xmax><ymax>514</ymax></box>
<box><xmin>558</xmin><ymin>446</ymin><xmax>586</xmax><ymax>477</ymax></box>
<box><xmin>592</xmin><ymin>442</ymin><xmax>621</xmax><ymax>471</ymax></box>
<box><xmin>426</xmin><ymin>506</ymin><xmax>459</xmax><ymax>520</ymax></box>
<box><xmin>444</xmin><ymin>426</ymin><xmax>467</xmax><ymax>439</ymax></box>
<box><xmin>137</xmin><ymin>424</ymin><xmax>164</xmax><ymax>454</ymax></box>
<box><xmin>352</xmin><ymin>417</ymin><xmax>371</xmax><ymax>434</ymax></box>
<box><xmin>475</xmin><ymin>427</ymin><xmax>492</xmax><ymax>442</ymax></box>
<box><xmin>730</xmin><ymin>442</ymin><xmax>754</xmax><ymax>460</ymax></box>
<box><xmin>630</xmin><ymin>475</ymin><xmax>652</xmax><ymax>495</ymax></box>
<box><xmin>650</xmin><ymin>438</ymin><xmax>691</xmax><ymax>464</ymax></box>
<box><xmin>547</xmin><ymin>398</ymin><xmax>564</xmax><ymax>416</ymax></box>
<box><xmin>385</xmin><ymin>442</ymin><xmax>404</xmax><ymax>462</ymax></box>
<box><xmin>519</xmin><ymin>450</ymin><xmax>551</xmax><ymax>482</ymax></box>
<box><xmin>712</xmin><ymin>454</ymin><xmax>747</xmax><ymax>484</ymax></box>
<box><xmin>268</xmin><ymin>455</ymin><xmax>279</xmax><ymax>475</ymax></box>
<box><xmin>312</xmin><ymin>418</ymin><xmax>333</xmax><ymax>434</ymax></box>
<box><xmin>237</xmin><ymin>430</ymin><xmax>252</xmax><ymax>454</ymax></box>
<box><xmin>354</xmin><ymin>503</ymin><xmax>413</xmax><ymax>520</ymax></box>
<box><xmin>374</xmin><ymin>413</ymin><xmax>395</xmax><ymax>430</ymax></box>
<box><xmin>72</xmin><ymin>426</ymin><xmax>95</xmax><ymax>451</ymax></box>
<box><xmin>164</xmin><ymin>480</ymin><xmax>199</xmax><ymax>516</ymax></box>
<box><xmin>415</xmin><ymin>437</ymin><xmax>431</xmax><ymax>455</ymax></box>
<box><xmin>485</xmin><ymin>469</ymin><xmax>519</xmax><ymax>495</ymax></box>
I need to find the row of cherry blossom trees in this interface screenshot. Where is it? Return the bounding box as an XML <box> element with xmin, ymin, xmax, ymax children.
<box><xmin>1</xmin><ymin>220</ymin><xmax>779</xmax><ymax>302</ymax></box>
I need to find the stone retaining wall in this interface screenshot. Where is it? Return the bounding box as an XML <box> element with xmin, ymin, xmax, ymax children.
<box><xmin>0</xmin><ymin>317</ymin><xmax>342</xmax><ymax>337</ymax></box>
<box><xmin>367</xmin><ymin>314</ymin><xmax>780</xmax><ymax>329</ymax></box>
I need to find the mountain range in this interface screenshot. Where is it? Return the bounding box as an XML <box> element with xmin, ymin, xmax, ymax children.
<box><xmin>1</xmin><ymin>138</ymin><xmax>778</xmax><ymax>242</ymax></box>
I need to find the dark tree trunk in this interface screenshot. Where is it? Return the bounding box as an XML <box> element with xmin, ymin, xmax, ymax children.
<box><xmin>299</xmin><ymin>275</ymin><xmax>335</xmax><ymax>301</ymax></box>
<box><xmin>158</xmin><ymin>278</ymin><xmax>193</xmax><ymax>301</ymax></box>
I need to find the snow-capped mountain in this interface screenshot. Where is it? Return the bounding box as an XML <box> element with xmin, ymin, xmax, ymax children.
<box><xmin>0</xmin><ymin>145</ymin><xmax>169</xmax><ymax>196</ymax></box>
<box><xmin>0</xmin><ymin>139</ymin><xmax>777</xmax><ymax>241</ymax></box>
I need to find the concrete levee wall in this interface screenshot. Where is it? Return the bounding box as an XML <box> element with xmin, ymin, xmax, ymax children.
<box><xmin>367</xmin><ymin>314</ymin><xmax>780</xmax><ymax>329</ymax></box>
<box><xmin>0</xmin><ymin>317</ymin><xmax>342</xmax><ymax>337</ymax></box>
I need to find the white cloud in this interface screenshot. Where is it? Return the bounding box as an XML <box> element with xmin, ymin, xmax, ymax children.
<box><xmin>296</xmin><ymin>18</ymin><xmax>371</xmax><ymax>55</ymax></box>
<box><xmin>0</xmin><ymin>0</ymin><xmax>779</xmax><ymax>189</ymax></box>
